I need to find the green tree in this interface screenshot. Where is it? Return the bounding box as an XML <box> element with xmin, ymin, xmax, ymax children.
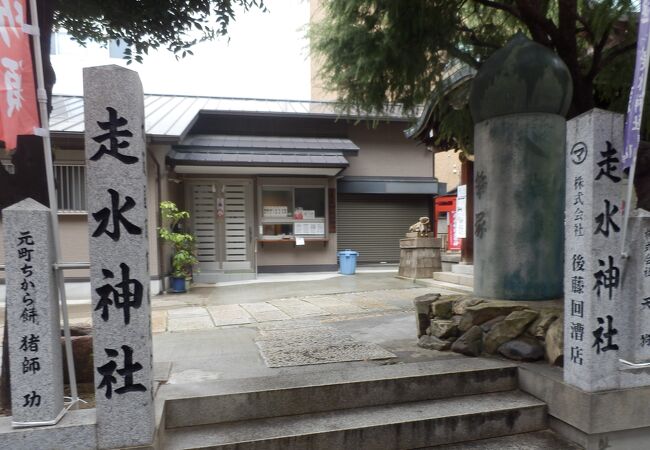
<box><xmin>310</xmin><ymin>0</ymin><xmax>638</xmax><ymax>150</ymax></box>
<box><xmin>39</xmin><ymin>0</ymin><xmax>266</xmax><ymax>110</ymax></box>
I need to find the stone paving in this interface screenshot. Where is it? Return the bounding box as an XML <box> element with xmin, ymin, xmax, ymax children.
<box><xmin>151</xmin><ymin>287</ymin><xmax>433</xmax><ymax>333</ymax></box>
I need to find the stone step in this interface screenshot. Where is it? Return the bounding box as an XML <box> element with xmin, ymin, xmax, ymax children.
<box><xmin>429</xmin><ymin>429</ymin><xmax>582</xmax><ymax>449</ymax></box>
<box><xmin>451</xmin><ymin>264</ymin><xmax>474</xmax><ymax>275</ymax></box>
<box><xmin>415</xmin><ymin>278</ymin><xmax>473</xmax><ymax>293</ymax></box>
<box><xmin>433</xmin><ymin>271</ymin><xmax>474</xmax><ymax>287</ymax></box>
<box><xmin>163</xmin><ymin>390</ymin><xmax>547</xmax><ymax>450</ymax></box>
<box><xmin>162</xmin><ymin>359</ymin><xmax>517</xmax><ymax>429</ymax></box>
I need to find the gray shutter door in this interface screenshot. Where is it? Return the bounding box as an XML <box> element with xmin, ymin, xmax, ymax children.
<box><xmin>337</xmin><ymin>195</ymin><xmax>431</xmax><ymax>263</ymax></box>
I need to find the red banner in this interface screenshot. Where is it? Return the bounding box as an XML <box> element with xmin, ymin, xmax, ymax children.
<box><xmin>0</xmin><ymin>0</ymin><xmax>39</xmax><ymax>151</ymax></box>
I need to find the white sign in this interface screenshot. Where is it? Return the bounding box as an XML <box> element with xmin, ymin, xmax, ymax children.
<box><xmin>263</xmin><ymin>206</ymin><xmax>288</xmax><ymax>217</ymax></box>
<box><xmin>294</xmin><ymin>222</ymin><xmax>324</xmax><ymax>235</ymax></box>
<box><xmin>455</xmin><ymin>184</ymin><xmax>467</xmax><ymax>239</ymax></box>
<box><xmin>295</xmin><ymin>236</ymin><xmax>305</xmax><ymax>246</ymax></box>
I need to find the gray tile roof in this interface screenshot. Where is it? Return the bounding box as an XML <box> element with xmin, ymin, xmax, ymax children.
<box><xmin>50</xmin><ymin>94</ymin><xmax>413</xmax><ymax>138</ymax></box>
<box><xmin>178</xmin><ymin>135</ymin><xmax>359</xmax><ymax>153</ymax></box>
<box><xmin>168</xmin><ymin>148</ymin><xmax>349</xmax><ymax>168</ymax></box>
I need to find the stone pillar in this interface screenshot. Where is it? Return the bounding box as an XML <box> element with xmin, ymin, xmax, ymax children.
<box><xmin>563</xmin><ymin>109</ymin><xmax>650</xmax><ymax>391</ymax></box>
<box><xmin>3</xmin><ymin>199</ymin><xmax>64</xmax><ymax>425</ymax></box>
<box><xmin>469</xmin><ymin>34</ymin><xmax>572</xmax><ymax>300</ymax></box>
<box><xmin>83</xmin><ymin>65</ymin><xmax>153</xmax><ymax>448</ymax></box>
<box><xmin>398</xmin><ymin>236</ymin><xmax>442</xmax><ymax>279</ymax></box>
<box><xmin>620</xmin><ymin>211</ymin><xmax>650</xmax><ymax>383</ymax></box>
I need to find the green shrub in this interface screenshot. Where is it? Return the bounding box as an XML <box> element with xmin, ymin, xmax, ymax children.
<box><xmin>159</xmin><ymin>201</ymin><xmax>198</xmax><ymax>278</ymax></box>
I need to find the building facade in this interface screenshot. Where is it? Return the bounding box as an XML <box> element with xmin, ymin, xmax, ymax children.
<box><xmin>0</xmin><ymin>94</ymin><xmax>444</xmax><ymax>296</ymax></box>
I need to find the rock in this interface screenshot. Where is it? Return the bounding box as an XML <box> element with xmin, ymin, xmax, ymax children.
<box><xmin>418</xmin><ymin>335</ymin><xmax>452</xmax><ymax>351</ymax></box>
<box><xmin>430</xmin><ymin>319</ymin><xmax>460</xmax><ymax>339</ymax></box>
<box><xmin>545</xmin><ymin>316</ymin><xmax>564</xmax><ymax>366</ymax></box>
<box><xmin>483</xmin><ymin>310</ymin><xmax>539</xmax><ymax>354</ymax></box>
<box><xmin>451</xmin><ymin>325</ymin><xmax>483</xmax><ymax>357</ymax></box>
<box><xmin>527</xmin><ymin>308</ymin><xmax>561</xmax><ymax>339</ymax></box>
<box><xmin>61</xmin><ymin>335</ymin><xmax>94</xmax><ymax>383</ymax></box>
<box><xmin>431</xmin><ymin>298</ymin><xmax>455</xmax><ymax>319</ymax></box>
<box><xmin>498</xmin><ymin>336</ymin><xmax>545</xmax><ymax>362</ymax></box>
<box><xmin>452</xmin><ymin>296</ymin><xmax>485</xmax><ymax>315</ymax></box>
<box><xmin>459</xmin><ymin>301</ymin><xmax>527</xmax><ymax>332</ymax></box>
<box><xmin>480</xmin><ymin>315</ymin><xmax>506</xmax><ymax>333</ymax></box>
<box><xmin>413</xmin><ymin>293</ymin><xmax>440</xmax><ymax>337</ymax></box>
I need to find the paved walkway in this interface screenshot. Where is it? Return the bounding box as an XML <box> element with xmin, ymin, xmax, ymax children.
<box><xmin>152</xmin><ymin>286</ymin><xmax>439</xmax><ymax>333</ymax></box>
<box><xmin>0</xmin><ymin>271</ymin><xmax>466</xmax><ymax>385</ymax></box>
<box><xmin>145</xmin><ymin>272</ymin><xmax>464</xmax><ymax>383</ymax></box>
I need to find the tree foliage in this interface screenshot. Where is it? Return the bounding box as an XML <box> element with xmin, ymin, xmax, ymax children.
<box><xmin>37</xmin><ymin>0</ymin><xmax>265</xmax><ymax>110</ymax></box>
<box><xmin>53</xmin><ymin>0</ymin><xmax>266</xmax><ymax>63</ymax></box>
<box><xmin>310</xmin><ymin>0</ymin><xmax>640</xmax><ymax>151</ymax></box>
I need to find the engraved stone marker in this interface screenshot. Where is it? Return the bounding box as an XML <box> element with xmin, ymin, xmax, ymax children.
<box><xmin>563</xmin><ymin>109</ymin><xmax>650</xmax><ymax>391</ymax></box>
<box><xmin>3</xmin><ymin>198</ymin><xmax>64</xmax><ymax>425</ymax></box>
<box><xmin>621</xmin><ymin>211</ymin><xmax>650</xmax><ymax>374</ymax></box>
<box><xmin>83</xmin><ymin>65</ymin><xmax>153</xmax><ymax>448</ymax></box>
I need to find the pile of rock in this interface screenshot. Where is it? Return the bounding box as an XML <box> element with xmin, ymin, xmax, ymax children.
<box><xmin>414</xmin><ymin>294</ymin><xmax>563</xmax><ymax>365</ymax></box>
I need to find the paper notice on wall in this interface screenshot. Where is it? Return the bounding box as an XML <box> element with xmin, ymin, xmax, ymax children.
<box><xmin>456</xmin><ymin>184</ymin><xmax>467</xmax><ymax>239</ymax></box>
<box><xmin>295</xmin><ymin>237</ymin><xmax>305</xmax><ymax>246</ymax></box>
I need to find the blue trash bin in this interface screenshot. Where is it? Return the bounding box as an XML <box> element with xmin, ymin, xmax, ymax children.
<box><xmin>338</xmin><ymin>249</ymin><xmax>359</xmax><ymax>275</ymax></box>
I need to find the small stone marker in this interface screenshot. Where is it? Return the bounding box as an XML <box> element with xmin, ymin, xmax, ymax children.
<box><xmin>84</xmin><ymin>65</ymin><xmax>153</xmax><ymax>448</ymax></box>
<box><xmin>3</xmin><ymin>198</ymin><xmax>64</xmax><ymax>425</ymax></box>
<box><xmin>623</xmin><ymin>211</ymin><xmax>650</xmax><ymax>370</ymax></box>
<box><xmin>563</xmin><ymin>109</ymin><xmax>650</xmax><ymax>391</ymax></box>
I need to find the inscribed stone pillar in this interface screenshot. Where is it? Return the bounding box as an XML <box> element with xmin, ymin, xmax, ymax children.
<box><xmin>3</xmin><ymin>198</ymin><xmax>64</xmax><ymax>425</ymax></box>
<box><xmin>563</xmin><ymin>109</ymin><xmax>650</xmax><ymax>391</ymax></box>
<box><xmin>83</xmin><ymin>65</ymin><xmax>153</xmax><ymax>448</ymax></box>
<box><xmin>469</xmin><ymin>34</ymin><xmax>572</xmax><ymax>300</ymax></box>
<box><xmin>620</xmin><ymin>210</ymin><xmax>650</xmax><ymax>385</ymax></box>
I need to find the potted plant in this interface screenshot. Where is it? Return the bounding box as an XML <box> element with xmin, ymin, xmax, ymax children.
<box><xmin>159</xmin><ymin>201</ymin><xmax>198</xmax><ymax>293</ymax></box>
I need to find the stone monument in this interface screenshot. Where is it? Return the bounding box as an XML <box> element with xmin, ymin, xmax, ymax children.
<box><xmin>83</xmin><ymin>65</ymin><xmax>154</xmax><ymax>448</ymax></box>
<box><xmin>469</xmin><ymin>34</ymin><xmax>572</xmax><ymax>300</ymax></box>
<box><xmin>3</xmin><ymin>199</ymin><xmax>64</xmax><ymax>426</ymax></box>
<box><xmin>398</xmin><ymin>217</ymin><xmax>442</xmax><ymax>278</ymax></box>
<box><xmin>564</xmin><ymin>109</ymin><xmax>650</xmax><ymax>391</ymax></box>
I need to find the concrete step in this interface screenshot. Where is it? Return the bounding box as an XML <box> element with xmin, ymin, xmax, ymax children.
<box><xmin>162</xmin><ymin>359</ymin><xmax>517</xmax><ymax>429</ymax></box>
<box><xmin>430</xmin><ymin>429</ymin><xmax>583</xmax><ymax>449</ymax></box>
<box><xmin>164</xmin><ymin>390</ymin><xmax>547</xmax><ymax>449</ymax></box>
<box><xmin>451</xmin><ymin>264</ymin><xmax>474</xmax><ymax>275</ymax></box>
<box><xmin>415</xmin><ymin>278</ymin><xmax>473</xmax><ymax>293</ymax></box>
<box><xmin>433</xmin><ymin>271</ymin><xmax>474</xmax><ymax>287</ymax></box>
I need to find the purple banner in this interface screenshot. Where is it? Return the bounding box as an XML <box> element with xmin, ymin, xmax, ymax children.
<box><xmin>623</xmin><ymin>0</ymin><xmax>650</xmax><ymax>171</ymax></box>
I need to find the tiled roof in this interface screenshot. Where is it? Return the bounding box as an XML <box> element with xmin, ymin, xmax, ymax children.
<box><xmin>178</xmin><ymin>135</ymin><xmax>359</xmax><ymax>153</ymax></box>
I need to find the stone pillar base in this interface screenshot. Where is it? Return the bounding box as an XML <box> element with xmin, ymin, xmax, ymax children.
<box><xmin>398</xmin><ymin>237</ymin><xmax>442</xmax><ymax>279</ymax></box>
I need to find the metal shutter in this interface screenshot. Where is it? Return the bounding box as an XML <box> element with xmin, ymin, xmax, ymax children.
<box><xmin>337</xmin><ymin>196</ymin><xmax>430</xmax><ymax>263</ymax></box>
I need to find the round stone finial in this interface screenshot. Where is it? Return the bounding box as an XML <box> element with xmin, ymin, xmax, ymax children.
<box><xmin>469</xmin><ymin>33</ymin><xmax>573</xmax><ymax>123</ymax></box>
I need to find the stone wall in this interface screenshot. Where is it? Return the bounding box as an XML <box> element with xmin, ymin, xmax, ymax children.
<box><xmin>415</xmin><ymin>294</ymin><xmax>563</xmax><ymax>364</ymax></box>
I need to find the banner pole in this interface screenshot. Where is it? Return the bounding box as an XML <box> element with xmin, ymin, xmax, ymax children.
<box><xmin>27</xmin><ymin>0</ymin><xmax>79</xmax><ymax>409</ymax></box>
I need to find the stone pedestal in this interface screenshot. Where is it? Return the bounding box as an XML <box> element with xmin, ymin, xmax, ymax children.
<box><xmin>398</xmin><ymin>237</ymin><xmax>442</xmax><ymax>279</ymax></box>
